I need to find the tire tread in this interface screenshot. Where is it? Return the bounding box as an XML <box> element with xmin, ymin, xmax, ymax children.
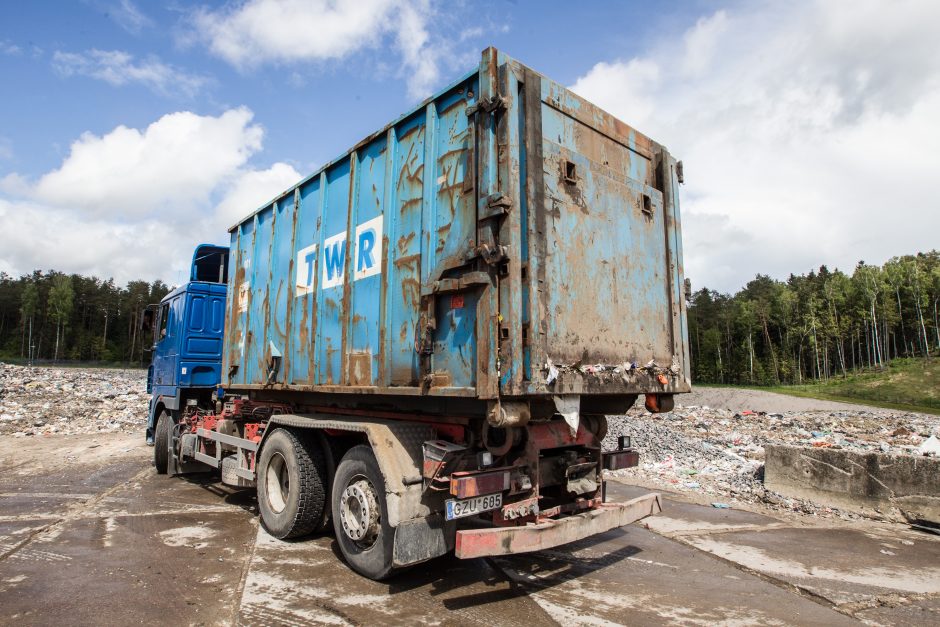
<box><xmin>154</xmin><ymin>411</ymin><xmax>169</xmax><ymax>475</ymax></box>
<box><xmin>260</xmin><ymin>428</ymin><xmax>327</xmax><ymax>539</ymax></box>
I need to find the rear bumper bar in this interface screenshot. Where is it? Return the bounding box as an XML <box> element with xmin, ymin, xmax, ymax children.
<box><xmin>454</xmin><ymin>493</ymin><xmax>662</xmax><ymax>559</ymax></box>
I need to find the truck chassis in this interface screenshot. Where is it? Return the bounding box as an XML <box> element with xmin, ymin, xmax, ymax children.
<box><xmin>155</xmin><ymin>396</ymin><xmax>661</xmax><ymax>579</ymax></box>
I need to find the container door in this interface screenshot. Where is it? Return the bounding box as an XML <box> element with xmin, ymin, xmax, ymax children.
<box><xmin>534</xmin><ymin>79</ymin><xmax>676</xmax><ymax>367</ymax></box>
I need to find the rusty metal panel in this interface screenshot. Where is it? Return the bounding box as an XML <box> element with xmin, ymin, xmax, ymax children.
<box><xmin>223</xmin><ymin>47</ymin><xmax>690</xmax><ymax>403</ymax></box>
<box><xmin>242</xmin><ymin>208</ymin><xmax>273</xmax><ymax>384</ymax></box>
<box><xmin>532</xmin><ymin>77</ymin><xmax>676</xmax><ymax>369</ymax></box>
<box><xmin>386</xmin><ymin>114</ymin><xmax>425</xmax><ymax>386</ymax></box>
<box><xmin>266</xmin><ymin>196</ymin><xmax>293</xmax><ymax>382</ymax></box>
<box><xmin>222</xmin><ymin>218</ymin><xmax>254</xmax><ymax>387</ymax></box>
<box><xmin>289</xmin><ymin>176</ymin><xmax>323</xmax><ymax>384</ymax></box>
<box><xmin>318</xmin><ymin>160</ymin><xmax>351</xmax><ymax>385</ymax></box>
<box><xmin>427</xmin><ymin>86</ymin><xmax>480</xmax><ymax>390</ymax></box>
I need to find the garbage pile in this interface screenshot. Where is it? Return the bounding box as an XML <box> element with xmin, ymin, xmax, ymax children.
<box><xmin>0</xmin><ymin>363</ymin><xmax>148</xmax><ymax>437</ymax></box>
<box><xmin>605</xmin><ymin>400</ymin><xmax>940</xmax><ymax>519</ymax></box>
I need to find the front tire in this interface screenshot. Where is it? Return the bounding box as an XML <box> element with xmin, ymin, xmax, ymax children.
<box><xmin>257</xmin><ymin>429</ymin><xmax>327</xmax><ymax>539</ymax></box>
<box><xmin>332</xmin><ymin>445</ymin><xmax>395</xmax><ymax>580</ymax></box>
<box><xmin>154</xmin><ymin>411</ymin><xmax>170</xmax><ymax>474</ymax></box>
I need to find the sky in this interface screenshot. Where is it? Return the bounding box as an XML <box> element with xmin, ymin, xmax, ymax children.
<box><xmin>0</xmin><ymin>0</ymin><xmax>937</xmax><ymax>293</ymax></box>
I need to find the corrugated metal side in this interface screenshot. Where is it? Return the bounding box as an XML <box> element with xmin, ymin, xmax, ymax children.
<box><xmin>222</xmin><ymin>72</ymin><xmax>481</xmax><ymax>394</ymax></box>
<box><xmin>221</xmin><ymin>48</ymin><xmax>691</xmax><ymax>401</ymax></box>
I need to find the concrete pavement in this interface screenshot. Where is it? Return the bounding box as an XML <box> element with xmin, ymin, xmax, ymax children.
<box><xmin>1</xmin><ymin>433</ymin><xmax>938</xmax><ymax>626</ymax></box>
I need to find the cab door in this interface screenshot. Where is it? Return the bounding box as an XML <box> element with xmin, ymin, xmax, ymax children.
<box><xmin>153</xmin><ymin>296</ymin><xmax>182</xmax><ymax>387</ymax></box>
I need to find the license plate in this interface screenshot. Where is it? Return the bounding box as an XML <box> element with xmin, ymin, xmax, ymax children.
<box><xmin>445</xmin><ymin>493</ymin><xmax>502</xmax><ymax>520</ymax></box>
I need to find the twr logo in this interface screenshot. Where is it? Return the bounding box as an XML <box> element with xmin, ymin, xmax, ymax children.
<box><xmin>354</xmin><ymin>216</ymin><xmax>382</xmax><ymax>281</ymax></box>
<box><xmin>295</xmin><ymin>243</ymin><xmax>318</xmax><ymax>297</ymax></box>
<box><xmin>294</xmin><ymin>215</ymin><xmax>384</xmax><ymax>297</ymax></box>
<box><xmin>322</xmin><ymin>232</ymin><xmax>346</xmax><ymax>289</ymax></box>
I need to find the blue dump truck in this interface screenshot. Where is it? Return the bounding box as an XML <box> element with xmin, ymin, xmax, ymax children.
<box><xmin>144</xmin><ymin>48</ymin><xmax>689</xmax><ymax>580</ymax></box>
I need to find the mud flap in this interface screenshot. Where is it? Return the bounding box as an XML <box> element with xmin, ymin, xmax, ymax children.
<box><xmin>392</xmin><ymin>514</ymin><xmax>456</xmax><ymax>567</ymax></box>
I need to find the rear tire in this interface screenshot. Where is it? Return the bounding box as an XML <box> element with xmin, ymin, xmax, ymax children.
<box><xmin>154</xmin><ymin>411</ymin><xmax>170</xmax><ymax>475</ymax></box>
<box><xmin>257</xmin><ymin>428</ymin><xmax>327</xmax><ymax>539</ymax></box>
<box><xmin>332</xmin><ymin>445</ymin><xmax>395</xmax><ymax>580</ymax></box>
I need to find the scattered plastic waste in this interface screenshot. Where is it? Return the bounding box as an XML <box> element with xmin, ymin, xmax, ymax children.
<box><xmin>544</xmin><ymin>359</ymin><xmax>559</xmax><ymax>385</ymax></box>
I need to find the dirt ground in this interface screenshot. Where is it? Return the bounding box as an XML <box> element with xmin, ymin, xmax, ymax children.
<box><xmin>1</xmin><ymin>372</ymin><xmax>939</xmax><ymax>625</ymax></box>
<box><xmin>677</xmin><ymin>387</ymin><xmax>882</xmax><ymax>413</ymax></box>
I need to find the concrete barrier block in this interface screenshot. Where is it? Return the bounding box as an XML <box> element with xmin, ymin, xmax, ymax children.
<box><xmin>764</xmin><ymin>444</ymin><xmax>940</xmax><ymax>524</ymax></box>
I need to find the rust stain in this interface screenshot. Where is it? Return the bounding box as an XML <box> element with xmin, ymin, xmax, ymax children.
<box><xmin>393</xmin><ymin>253</ymin><xmax>420</xmax><ymax>269</ymax></box>
<box><xmin>348</xmin><ymin>351</ymin><xmax>373</xmax><ymax>386</ymax></box>
<box><xmin>397</xmin><ymin>232</ymin><xmax>415</xmax><ymax>253</ymax></box>
<box><xmin>400</xmin><ymin>277</ymin><xmax>421</xmax><ymax>308</ymax></box>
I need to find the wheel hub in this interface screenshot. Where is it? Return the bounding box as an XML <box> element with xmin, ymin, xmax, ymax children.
<box><xmin>340</xmin><ymin>478</ymin><xmax>379</xmax><ymax>546</ymax></box>
<box><xmin>264</xmin><ymin>452</ymin><xmax>289</xmax><ymax>514</ymax></box>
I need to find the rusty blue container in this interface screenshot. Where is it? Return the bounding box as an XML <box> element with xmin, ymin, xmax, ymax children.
<box><xmin>223</xmin><ymin>48</ymin><xmax>690</xmax><ymax>417</ymax></box>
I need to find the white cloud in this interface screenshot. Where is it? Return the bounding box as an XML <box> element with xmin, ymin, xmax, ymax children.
<box><xmin>1</xmin><ymin>109</ymin><xmax>301</xmax><ymax>284</ymax></box>
<box><xmin>0</xmin><ymin>198</ymin><xmax>192</xmax><ymax>283</ymax></box>
<box><xmin>214</xmin><ymin>162</ymin><xmax>301</xmax><ymax>229</ymax></box>
<box><xmin>31</xmin><ymin>108</ymin><xmax>264</xmax><ymax>218</ymax></box>
<box><xmin>1</xmin><ymin>40</ymin><xmax>21</xmax><ymax>56</ymax></box>
<box><xmin>109</xmin><ymin>0</ymin><xmax>153</xmax><ymax>34</ymax></box>
<box><xmin>52</xmin><ymin>49</ymin><xmax>209</xmax><ymax>98</ymax></box>
<box><xmin>190</xmin><ymin>0</ymin><xmax>444</xmax><ymax>99</ymax></box>
<box><xmin>570</xmin><ymin>0</ymin><xmax>940</xmax><ymax>293</ymax></box>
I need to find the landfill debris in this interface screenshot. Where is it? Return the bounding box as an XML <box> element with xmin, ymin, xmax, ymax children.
<box><xmin>543</xmin><ymin>356</ymin><xmax>677</xmax><ymax>387</ymax></box>
<box><xmin>0</xmin><ymin>363</ymin><xmax>147</xmax><ymax>437</ymax></box>
<box><xmin>544</xmin><ymin>358</ymin><xmax>559</xmax><ymax>385</ymax></box>
<box><xmin>604</xmin><ymin>391</ymin><xmax>940</xmax><ymax>521</ymax></box>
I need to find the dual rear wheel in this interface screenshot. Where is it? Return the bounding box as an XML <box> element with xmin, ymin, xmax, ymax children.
<box><xmin>256</xmin><ymin>431</ymin><xmax>395</xmax><ymax>580</ymax></box>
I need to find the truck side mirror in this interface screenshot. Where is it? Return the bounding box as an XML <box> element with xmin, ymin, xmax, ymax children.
<box><xmin>142</xmin><ymin>303</ymin><xmax>162</xmax><ymax>348</ymax></box>
<box><xmin>140</xmin><ymin>309</ymin><xmax>154</xmax><ymax>334</ymax></box>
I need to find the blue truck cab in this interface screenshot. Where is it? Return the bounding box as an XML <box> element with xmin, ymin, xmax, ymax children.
<box><xmin>145</xmin><ymin>244</ymin><xmax>228</xmax><ymax>444</ymax></box>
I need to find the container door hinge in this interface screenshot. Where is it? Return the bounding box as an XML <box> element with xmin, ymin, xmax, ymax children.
<box><xmin>465</xmin><ymin>243</ymin><xmax>508</xmax><ymax>266</ymax></box>
<box><xmin>415</xmin><ymin>313</ymin><xmax>435</xmax><ymax>356</ymax></box>
<box><xmin>479</xmin><ymin>192</ymin><xmax>512</xmax><ymax>219</ymax></box>
<box><xmin>466</xmin><ymin>94</ymin><xmax>509</xmax><ymax>117</ymax></box>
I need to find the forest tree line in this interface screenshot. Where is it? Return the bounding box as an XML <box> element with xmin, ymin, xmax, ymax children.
<box><xmin>0</xmin><ymin>270</ymin><xmax>171</xmax><ymax>364</ymax></box>
<box><xmin>688</xmin><ymin>252</ymin><xmax>940</xmax><ymax>384</ymax></box>
<box><xmin>0</xmin><ymin>251</ymin><xmax>938</xmax><ymax>379</ymax></box>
